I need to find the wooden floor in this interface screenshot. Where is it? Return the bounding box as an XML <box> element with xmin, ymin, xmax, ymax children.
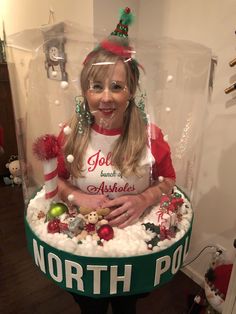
<box><xmin>0</xmin><ymin>183</ymin><xmax>201</xmax><ymax>314</ymax></box>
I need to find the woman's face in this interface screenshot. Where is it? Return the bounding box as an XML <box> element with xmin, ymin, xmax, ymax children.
<box><xmin>85</xmin><ymin>61</ymin><xmax>131</xmax><ymax>129</ymax></box>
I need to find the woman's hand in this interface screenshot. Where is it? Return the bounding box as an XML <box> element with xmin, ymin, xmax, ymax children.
<box><xmin>58</xmin><ymin>178</ymin><xmax>108</xmax><ymax>210</ymax></box>
<box><xmin>71</xmin><ymin>190</ymin><xmax>108</xmax><ymax>209</ymax></box>
<box><xmin>104</xmin><ymin>194</ymin><xmax>148</xmax><ymax>228</ymax></box>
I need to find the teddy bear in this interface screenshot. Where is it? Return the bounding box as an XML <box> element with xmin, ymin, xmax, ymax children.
<box><xmin>4</xmin><ymin>155</ymin><xmax>22</xmax><ymax>186</ymax></box>
<box><xmin>76</xmin><ymin>207</ymin><xmax>111</xmax><ymax>241</ymax></box>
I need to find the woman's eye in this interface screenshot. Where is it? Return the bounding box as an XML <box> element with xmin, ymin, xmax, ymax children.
<box><xmin>110</xmin><ymin>82</ymin><xmax>124</xmax><ymax>92</ymax></box>
<box><xmin>90</xmin><ymin>82</ymin><xmax>103</xmax><ymax>92</ymax></box>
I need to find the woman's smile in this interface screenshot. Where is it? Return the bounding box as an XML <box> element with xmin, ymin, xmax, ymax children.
<box><xmin>99</xmin><ymin>108</ymin><xmax>115</xmax><ymax>116</ymax></box>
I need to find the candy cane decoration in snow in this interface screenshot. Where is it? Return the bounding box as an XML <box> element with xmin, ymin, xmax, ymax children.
<box><xmin>33</xmin><ymin>134</ymin><xmax>61</xmax><ymax>200</ymax></box>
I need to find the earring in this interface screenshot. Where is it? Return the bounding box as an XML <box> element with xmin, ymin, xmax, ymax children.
<box><xmin>135</xmin><ymin>92</ymin><xmax>148</xmax><ymax>124</ymax></box>
<box><xmin>75</xmin><ymin>96</ymin><xmax>93</xmax><ymax>134</ymax></box>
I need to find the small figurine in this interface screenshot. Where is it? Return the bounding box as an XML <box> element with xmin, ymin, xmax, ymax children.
<box><xmin>76</xmin><ymin>208</ymin><xmax>110</xmax><ymax>241</ymax></box>
<box><xmin>3</xmin><ymin>155</ymin><xmax>22</xmax><ymax>186</ymax></box>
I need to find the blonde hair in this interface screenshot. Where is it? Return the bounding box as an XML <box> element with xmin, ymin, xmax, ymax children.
<box><xmin>64</xmin><ymin>48</ymin><xmax>147</xmax><ymax>177</ymax></box>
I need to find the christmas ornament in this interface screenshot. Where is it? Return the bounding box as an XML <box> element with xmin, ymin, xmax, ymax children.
<box><xmin>75</xmin><ymin>96</ymin><xmax>93</xmax><ymax>134</ymax></box>
<box><xmin>47</xmin><ymin>218</ymin><xmax>60</xmax><ymax>233</ymax></box>
<box><xmin>47</xmin><ymin>202</ymin><xmax>68</xmax><ymax>219</ymax></box>
<box><xmin>97</xmin><ymin>224</ymin><xmax>114</xmax><ymax>241</ymax></box>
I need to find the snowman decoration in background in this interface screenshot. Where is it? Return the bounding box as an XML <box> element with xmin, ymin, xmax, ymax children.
<box><xmin>42</xmin><ymin>22</ymin><xmax>68</xmax><ymax>82</ymax></box>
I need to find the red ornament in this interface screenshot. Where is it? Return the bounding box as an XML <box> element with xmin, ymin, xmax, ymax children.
<box><xmin>47</xmin><ymin>218</ymin><xmax>60</xmax><ymax>233</ymax></box>
<box><xmin>97</xmin><ymin>224</ymin><xmax>114</xmax><ymax>241</ymax></box>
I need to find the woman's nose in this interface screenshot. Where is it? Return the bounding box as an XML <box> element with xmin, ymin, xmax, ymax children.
<box><xmin>101</xmin><ymin>88</ymin><xmax>113</xmax><ymax>102</ymax></box>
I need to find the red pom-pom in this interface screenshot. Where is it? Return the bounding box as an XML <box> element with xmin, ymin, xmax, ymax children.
<box><xmin>33</xmin><ymin>134</ymin><xmax>61</xmax><ymax>160</ymax></box>
<box><xmin>125</xmin><ymin>7</ymin><xmax>131</xmax><ymax>14</ymax></box>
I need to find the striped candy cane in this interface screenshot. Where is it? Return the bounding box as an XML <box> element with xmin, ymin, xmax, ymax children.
<box><xmin>44</xmin><ymin>158</ymin><xmax>58</xmax><ymax>199</ymax></box>
<box><xmin>33</xmin><ymin>134</ymin><xmax>61</xmax><ymax>201</ymax></box>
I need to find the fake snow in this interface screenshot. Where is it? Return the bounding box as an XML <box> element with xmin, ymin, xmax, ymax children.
<box><xmin>26</xmin><ymin>187</ymin><xmax>193</xmax><ymax>257</ymax></box>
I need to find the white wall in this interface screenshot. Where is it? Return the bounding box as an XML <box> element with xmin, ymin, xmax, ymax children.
<box><xmin>0</xmin><ymin>0</ymin><xmax>93</xmax><ymax>35</ymax></box>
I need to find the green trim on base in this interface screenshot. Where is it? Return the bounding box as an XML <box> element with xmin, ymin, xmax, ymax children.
<box><xmin>24</xmin><ymin>215</ymin><xmax>193</xmax><ymax>298</ymax></box>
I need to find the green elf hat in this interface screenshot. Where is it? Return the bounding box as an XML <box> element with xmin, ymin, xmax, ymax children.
<box><xmin>83</xmin><ymin>7</ymin><xmax>135</xmax><ymax>63</ymax></box>
<box><xmin>100</xmin><ymin>7</ymin><xmax>134</xmax><ymax>58</ymax></box>
<box><xmin>110</xmin><ymin>7</ymin><xmax>134</xmax><ymax>38</ymax></box>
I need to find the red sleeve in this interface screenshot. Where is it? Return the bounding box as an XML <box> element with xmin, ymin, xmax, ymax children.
<box><xmin>57</xmin><ymin>129</ymin><xmax>70</xmax><ymax>180</ymax></box>
<box><xmin>150</xmin><ymin>124</ymin><xmax>176</xmax><ymax>180</ymax></box>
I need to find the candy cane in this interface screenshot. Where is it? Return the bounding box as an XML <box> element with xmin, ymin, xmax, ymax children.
<box><xmin>33</xmin><ymin>134</ymin><xmax>61</xmax><ymax>200</ymax></box>
<box><xmin>43</xmin><ymin>158</ymin><xmax>58</xmax><ymax>199</ymax></box>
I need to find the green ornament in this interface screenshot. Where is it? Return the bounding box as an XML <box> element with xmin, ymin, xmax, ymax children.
<box><xmin>47</xmin><ymin>202</ymin><xmax>68</xmax><ymax>219</ymax></box>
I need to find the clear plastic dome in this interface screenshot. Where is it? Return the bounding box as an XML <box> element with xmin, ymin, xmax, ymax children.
<box><xmin>6</xmin><ymin>21</ymin><xmax>212</xmax><ymax>204</ymax></box>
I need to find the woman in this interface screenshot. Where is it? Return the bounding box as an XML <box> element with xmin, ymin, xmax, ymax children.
<box><xmin>57</xmin><ymin>8</ymin><xmax>178</xmax><ymax>310</ymax></box>
<box><xmin>57</xmin><ymin>44</ymin><xmax>176</xmax><ymax>314</ymax></box>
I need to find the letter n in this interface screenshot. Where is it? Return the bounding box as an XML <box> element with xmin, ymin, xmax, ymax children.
<box><xmin>33</xmin><ymin>239</ymin><xmax>46</xmax><ymax>273</ymax></box>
